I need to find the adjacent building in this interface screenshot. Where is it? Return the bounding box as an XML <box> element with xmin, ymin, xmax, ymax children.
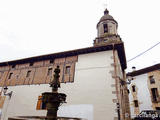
<box><xmin>127</xmin><ymin>64</ymin><xmax>160</xmax><ymax>118</ymax></box>
<box><xmin>0</xmin><ymin>9</ymin><xmax>130</xmax><ymax>120</ymax></box>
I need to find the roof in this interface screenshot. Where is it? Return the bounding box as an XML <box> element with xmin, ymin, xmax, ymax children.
<box><xmin>127</xmin><ymin>63</ymin><xmax>160</xmax><ymax>77</ymax></box>
<box><xmin>100</xmin><ymin>14</ymin><xmax>114</xmax><ymax>22</ymax></box>
<box><xmin>97</xmin><ymin>9</ymin><xmax>118</xmax><ymax>28</ymax></box>
<box><xmin>0</xmin><ymin>42</ymin><xmax>127</xmax><ymax>70</ymax></box>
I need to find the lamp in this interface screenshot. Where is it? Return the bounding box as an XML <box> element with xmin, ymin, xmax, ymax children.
<box><xmin>3</xmin><ymin>86</ymin><xmax>13</xmax><ymax>98</ymax></box>
<box><xmin>120</xmin><ymin>76</ymin><xmax>133</xmax><ymax>86</ymax></box>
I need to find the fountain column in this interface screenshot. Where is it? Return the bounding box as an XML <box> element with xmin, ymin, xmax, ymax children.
<box><xmin>42</xmin><ymin>66</ymin><xmax>66</xmax><ymax>120</ymax></box>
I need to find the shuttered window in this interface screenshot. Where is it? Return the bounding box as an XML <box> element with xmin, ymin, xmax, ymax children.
<box><xmin>36</xmin><ymin>96</ymin><xmax>46</xmax><ymax>110</ymax></box>
<box><xmin>0</xmin><ymin>96</ymin><xmax>6</xmax><ymax>108</ymax></box>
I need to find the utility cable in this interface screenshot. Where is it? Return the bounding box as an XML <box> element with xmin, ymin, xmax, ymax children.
<box><xmin>127</xmin><ymin>42</ymin><xmax>160</xmax><ymax>62</ymax></box>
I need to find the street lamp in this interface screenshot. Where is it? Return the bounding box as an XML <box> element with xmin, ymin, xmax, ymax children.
<box><xmin>3</xmin><ymin>86</ymin><xmax>13</xmax><ymax>98</ymax></box>
<box><xmin>120</xmin><ymin>76</ymin><xmax>133</xmax><ymax>86</ymax></box>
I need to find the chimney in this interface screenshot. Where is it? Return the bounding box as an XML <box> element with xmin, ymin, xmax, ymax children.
<box><xmin>132</xmin><ymin>66</ymin><xmax>136</xmax><ymax>71</ymax></box>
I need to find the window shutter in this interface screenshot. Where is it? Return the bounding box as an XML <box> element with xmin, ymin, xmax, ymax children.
<box><xmin>0</xmin><ymin>96</ymin><xmax>6</xmax><ymax>108</ymax></box>
<box><xmin>36</xmin><ymin>96</ymin><xmax>42</xmax><ymax>110</ymax></box>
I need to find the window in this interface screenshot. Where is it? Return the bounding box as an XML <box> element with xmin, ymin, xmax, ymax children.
<box><xmin>12</xmin><ymin>65</ymin><xmax>16</xmax><ymax>68</ymax></box>
<box><xmin>156</xmin><ymin>107</ymin><xmax>160</xmax><ymax>110</ymax></box>
<box><xmin>65</xmin><ymin>66</ymin><xmax>70</xmax><ymax>74</ymax></box>
<box><xmin>36</xmin><ymin>96</ymin><xmax>46</xmax><ymax>110</ymax></box>
<box><xmin>8</xmin><ymin>73</ymin><xmax>13</xmax><ymax>79</ymax></box>
<box><xmin>127</xmin><ymin>89</ymin><xmax>130</xmax><ymax>94</ymax></box>
<box><xmin>149</xmin><ymin>76</ymin><xmax>155</xmax><ymax>84</ymax></box>
<box><xmin>29</xmin><ymin>62</ymin><xmax>34</xmax><ymax>66</ymax></box>
<box><xmin>103</xmin><ymin>24</ymin><xmax>108</xmax><ymax>33</ymax></box>
<box><xmin>26</xmin><ymin>70</ymin><xmax>31</xmax><ymax>77</ymax></box>
<box><xmin>47</xmin><ymin>68</ymin><xmax>52</xmax><ymax>76</ymax></box>
<box><xmin>134</xmin><ymin>100</ymin><xmax>139</xmax><ymax>107</ymax></box>
<box><xmin>50</xmin><ymin>60</ymin><xmax>54</xmax><ymax>64</ymax></box>
<box><xmin>151</xmin><ymin>88</ymin><xmax>159</xmax><ymax>102</ymax></box>
<box><xmin>132</xmin><ymin>85</ymin><xmax>136</xmax><ymax>92</ymax></box>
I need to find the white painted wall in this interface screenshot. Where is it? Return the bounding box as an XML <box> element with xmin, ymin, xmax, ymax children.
<box><xmin>1</xmin><ymin>51</ymin><xmax>118</xmax><ymax>120</ymax></box>
<box><xmin>128</xmin><ymin>73</ymin><xmax>152</xmax><ymax>118</ymax></box>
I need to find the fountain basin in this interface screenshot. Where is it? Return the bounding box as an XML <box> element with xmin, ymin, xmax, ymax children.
<box><xmin>8</xmin><ymin>116</ymin><xmax>86</xmax><ymax>120</ymax></box>
<box><xmin>42</xmin><ymin>92</ymin><xmax>66</xmax><ymax>104</ymax></box>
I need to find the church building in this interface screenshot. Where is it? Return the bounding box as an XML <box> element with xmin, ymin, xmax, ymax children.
<box><xmin>0</xmin><ymin>9</ymin><xmax>130</xmax><ymax>120</ymax></box>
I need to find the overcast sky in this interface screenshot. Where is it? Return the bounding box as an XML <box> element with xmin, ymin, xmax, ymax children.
<box><xmin>0</xmin><ymin>0</ymin><xmax>160</xmax><ymax>72</ymax></box>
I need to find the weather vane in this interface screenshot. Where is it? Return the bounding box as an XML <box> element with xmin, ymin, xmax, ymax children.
<box><xmin>103</xmin><ymin>0</ymin><xmax>108</xmax><ymax>9</ymax></box>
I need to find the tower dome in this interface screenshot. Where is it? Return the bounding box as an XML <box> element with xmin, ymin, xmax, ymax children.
<box><xmin>98</xmin><ymin>8</ymin><xmax>115</xmax><ymax>23</ymax></box>
<box><xmin>94</xmin><ymin>8</ymin><xmax>121</xmax><ymax>46</ymax></box>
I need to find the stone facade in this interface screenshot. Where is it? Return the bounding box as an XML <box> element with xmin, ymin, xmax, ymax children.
<box><xmin>127</xmin><ymin>64</ymin><xmax>160</xmax><ymax>118</ymax></box>
<box><xmin>147</xmin><ymin>70</ymin><xmax>160</xmax><ymax>109</ymax></box>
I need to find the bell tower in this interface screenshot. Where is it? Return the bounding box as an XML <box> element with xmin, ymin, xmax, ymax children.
<box><xmin>93</xmin><ymin>8</ymin><xmax>122</xmax><ymax>46</ymax></box>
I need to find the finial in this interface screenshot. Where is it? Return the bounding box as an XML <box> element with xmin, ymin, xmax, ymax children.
<box><xmin>104</xmin><ymin>8</ymin><xmax>109</xmax><ymax>14</ymax></box>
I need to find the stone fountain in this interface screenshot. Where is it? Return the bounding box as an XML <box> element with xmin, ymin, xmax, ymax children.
<box><xmin>42</xmin><ymin>65</ymin><xmax>66</xmax><ymax>120</ymax></box>
<box><xmin>8</xmin><ymin>66</ymin><xmax>85</xmax><ymax>120</ymax></box>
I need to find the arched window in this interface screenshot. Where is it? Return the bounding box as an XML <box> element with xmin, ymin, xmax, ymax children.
<box><xmin>103</xmin><ymin>24</ymin><xmax>108</xmax><ymax>33</ymax></box>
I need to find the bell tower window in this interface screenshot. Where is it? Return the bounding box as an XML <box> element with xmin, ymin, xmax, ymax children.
<box><xmin>103</xmin><ymin>24</ymin><xmax>108</xmax><ymax>33</ymax></box>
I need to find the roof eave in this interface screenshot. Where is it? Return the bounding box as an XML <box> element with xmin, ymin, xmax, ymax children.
<box><xmin>0</xmin><ymin>43</ymin><xmax>127</xmax><ymax>70</ymax></box>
